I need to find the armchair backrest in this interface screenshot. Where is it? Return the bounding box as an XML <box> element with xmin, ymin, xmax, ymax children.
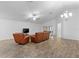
<box><xmin>43</xmin><ymin>32</ymin><xmax>49</xmax><ymax>40</ymax></box>
<box><xmin>13</xmin><ymin>33</ymin><xmax>24</xmax><ymax>43</ymax></box>
<box><xmin>36</xmin><ymin>32</ymin><xmax>49</xmax><ymax>40</ymax></box>
<box><xmin>36</xmin><ymin>32</ymin><xmax>43</xmax><ymax>40</ymax></box>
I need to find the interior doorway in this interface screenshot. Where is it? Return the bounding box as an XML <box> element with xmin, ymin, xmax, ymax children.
<box><xmin>57</xmin><ymin>22</ymin><xmax>62</xmax><ymax>38</ymax></box>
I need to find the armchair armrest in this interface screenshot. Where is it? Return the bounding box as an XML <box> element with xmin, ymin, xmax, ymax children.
<box><xmin>24</xmin><ymin>36</ymin><xmax>29</xmax><ymax>40</ymax></box>
<box><xmin>31</xmin><ymin>35</ymin><xmax>35</xmax><ymax>38</ymax></box>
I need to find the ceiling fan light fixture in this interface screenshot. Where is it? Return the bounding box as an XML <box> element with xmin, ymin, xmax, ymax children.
<box><xmin>33</xmin><ymin>17</ymin><xmax>36</xmax><ymax>21</ymax></box>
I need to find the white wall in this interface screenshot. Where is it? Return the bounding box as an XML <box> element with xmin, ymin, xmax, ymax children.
<box><xmin>2</xmin><ymin>9</ymin><xmax>79</xmax><ymax>40</ymax></box>
<box><xmin>42</xmin><ymin>8</ymin><xmax>79</xmax><ymax>40</ymax></box>
<box><xmin>0</xmin><ymin>19</ymin><xmax>42</xmax><ymax>40</ymax></box>
<box><xmin>62</xmin><ymin>9</ymin><xmax>79</xmax><ymax>40</ymax></box>
<box><xmin>42</xmin><ymin>19</ymin><xmax>57</xmax><ymax>36</ymax></box>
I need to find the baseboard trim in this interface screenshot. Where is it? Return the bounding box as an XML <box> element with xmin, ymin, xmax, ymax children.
<box><xmin>62</xmin><ymin>37</ymin><xmax>79</xmax><ymax>41</ymax></box>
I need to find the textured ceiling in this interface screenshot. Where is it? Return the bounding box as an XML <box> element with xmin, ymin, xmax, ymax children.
<box><xmin>0</xmin><ymin>1</ymin><xmax>79</xmax><ymax>24</ymax></box>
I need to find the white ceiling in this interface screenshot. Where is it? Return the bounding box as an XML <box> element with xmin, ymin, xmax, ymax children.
<box><xmin>0</xmin><ymin>1</ymin><xmax>79</xmax><ymax>24</ymax></box>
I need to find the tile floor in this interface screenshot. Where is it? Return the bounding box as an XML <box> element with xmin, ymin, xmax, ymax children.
<box><xmin>0</xmin><ymin>38</ymin><xmax>79</xmax><ymax>58</ymax></box>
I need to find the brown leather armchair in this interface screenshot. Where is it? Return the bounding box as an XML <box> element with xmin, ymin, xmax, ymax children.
<box><xmin>13</xmin><ymin>33</ymin><xmax>29</xmax><ymax>45</ymax></box>
<box><xmin>31</xmin><ymin>32</ymin><xmax>49</xmax><ymax>43</ymax></box>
